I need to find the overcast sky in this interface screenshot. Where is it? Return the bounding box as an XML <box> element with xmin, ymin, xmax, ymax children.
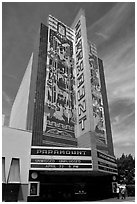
<box><xmin>2</xmin><ymin>2</ymin><xmax>135</xmax><ymax>158</ymax></box>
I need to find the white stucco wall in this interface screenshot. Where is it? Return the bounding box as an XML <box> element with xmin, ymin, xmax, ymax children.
<box><xmin>2</xmin><ymin>126</ymin><xmax>32</xmax><ymax>184</ymax></box>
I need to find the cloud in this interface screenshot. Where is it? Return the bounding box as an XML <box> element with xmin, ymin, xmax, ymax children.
<box><xmin>90</xmin><ymin>3</ymin><xmax>135</xmax><ymax>157</ymax></box>
<box><xmin>86</xmin><ymin>2</ymin><xmax>135</xmax><ymax>105</ymax></box>
<box><xmin>95</xmin><ymin>32</ymin><xmax>109</xmax><ymax>40</ymax></box>
<box><xmin>104</xmin><ymin>37</ymin><xmax>135</xmax><ymax>103</ymax></box>
<box><xmin>2</xmin><ymin>91</ymin><xmax>12</xmax><ymax>125</ymax></box>
<box><xmin>109</xmin><ymin>98</ymin><xmax>135</xmax><ymax>157</ymax></box>
<box><xmin>113</xmin><ymin>129</ymin><xmax>135</xmax><ymax>158</ymax></box>
<box><xmin>87</xmin><ymin>3</ymin><xmax>134</xmax><ymax>47</ymax></box>
<box><xmin>110</xmin><ymin>98</ymin><xmax>134</xmax><ymax>123</ymax></box>
<box><xmin>2</xmin><ymin>91</ymin><xmax>12</xmax><ymax>105</ymax></box>
<box><xmin>114</xmin><ymin>142</ymin><xmax>135</xmax><ymax>158</ymax></box>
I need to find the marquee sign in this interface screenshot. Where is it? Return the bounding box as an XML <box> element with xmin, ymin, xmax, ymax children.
<box><xmin>97</xmin><ymin>151</ymin><xmax>117</xmax><ymax>174</ymax></box>
<box><xmin>74</xmin><ymin>19</ymin><xmax>87</xmax><ymax>131</ymax></box>
<box><xmin>30</xmin><ymin>147</ymin><xmax>92</xmax><ymax>171</ymax></box>
<box><xmin>31</xmin><ymin>148</ymin><xmax>91</xmax><ymax>156</ymax></box>
<box><xmin>43</xmin><ymin>15</ymin><xmax>76</xmax><ymax>140</ymax></box>
<box><xmin>72</xmin><ymin>11</ymin><xmax>94</xmax><ymax>138</ymax></box>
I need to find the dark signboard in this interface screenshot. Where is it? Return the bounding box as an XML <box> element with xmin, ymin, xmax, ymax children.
<box><xmin>97</xmin><ymin>151</ymin><xmax>116</xmax><ymax>164</ymax></box>
<box><xmin>97</xmin><ymin>151</ymin><xmax>117</xmax><ymax>174</ymax></box>
<box><xmin>31</xmin><ymin>164</ymin><xmax>92</xmax><ymax>169</ymax></box>
<box><xmin>43</xmin><ymin>15</ymin><xmax>76</xmax><ymax>140</ymax></box>
<box><xmin>98</xmin><ymin>161</ymin><xmax>117</xmax><ymax>170</ymax></box>
<box><xmin>98</xmin><ymin>165</ymin><xmax>117</xmax><ymax>173</ymax></box>
<box><xmin>31</xmin><ymin>159</ymin><xmax>91</xmax><ymax>163</ymax></box>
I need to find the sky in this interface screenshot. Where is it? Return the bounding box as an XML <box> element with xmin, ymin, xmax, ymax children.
<box><xmin>2</xmin><ymin>2</ymin><xmax>135</xmax><ymax>158</ymax></box>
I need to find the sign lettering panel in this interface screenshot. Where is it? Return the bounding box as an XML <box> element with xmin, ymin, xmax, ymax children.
<box><xmin>97</xmin><ymin>151</ymin><xmax>118</xmax><ymax>174</ymax></box>
<box><xmin>30</xmin><ymin>147</ymin><xmax>92</xmax><ymax>171</ymax></box>
<box><xmin>74</xmin><ymin>18</ymin><xmax>87</xmax><ymax>133</ymax></box>
<box><xmin>31</xmin><ymin>148</ymin><xmax>91</xmax><ymax>156</ymax></box>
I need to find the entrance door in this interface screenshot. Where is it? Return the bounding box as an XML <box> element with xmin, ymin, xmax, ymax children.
<box><xmin>40</xmin><ymin>182</ymin><xmax>88</xmax><ymax>201</ymax></box>
<box><xmin>40</xmin><ymin>183</ymin><xmax>73</xmax><ymax>201</ymax></box>
<box><xmin>73</xmin><ymin>183</ymin><xmax>88</xmax><ymax>201</ymax></box>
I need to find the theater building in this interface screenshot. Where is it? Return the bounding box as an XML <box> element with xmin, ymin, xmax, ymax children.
<box><xmin>2</xmin><ymin>9</ymin><xmax>118</xmax><ymax>202</ymax></box>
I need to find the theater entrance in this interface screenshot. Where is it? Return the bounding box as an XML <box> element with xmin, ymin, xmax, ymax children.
<box><xmin>40</xmin><ymin>182</ymin><xmax>87</xmax><ymax>201</ymax></box>
<box><xmin>28</xmin><ymin>172</ymin><xmax>89</xmax><ymax>202</ymax></box>
<box><xmin>27</xmin><ymin>171</ymin><xmax>114</xmax><ymax>202</ymax></box>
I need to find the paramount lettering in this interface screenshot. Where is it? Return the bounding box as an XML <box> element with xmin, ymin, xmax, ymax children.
<box><xmin>78</xmin><ymin>100</ymin><xmax>86</xmax><ymax>116</ymax></box>
<box><xmin>32</xmin><ymin>148</ymin><xmax>91</xmax><ymax>156</ymax></box>
<box><xmin>79</xmin><ymin>115</ymin><xmax>87</xmax><ymax>130</ymax></box>
<box><xmin>77</xmin><ymin>73</ymin><xmax>84</xmax><ymax>88</ymax></box>
<box><xmin>76</xmin><ymin>60</ymin><xmax>84</xmax><ymax>77</ymax></box>
<box><xmin>75</xmin><ymin>39</ymin><xmax>82</xmax><ymax>53</ymax></box>
<box><xmin>75</xmin><ymin>19</ymin><xmax>87</xmax><ymax>131</ymax></box>
<box><xmin>77</xmin><ymin>86</ymin><xmax>85</xmax><ymax>101</ymax></box>
<box><xmin>76</xmin><ymin>50</ymin><xmax>83</xmax><ymax>63</ymax></box>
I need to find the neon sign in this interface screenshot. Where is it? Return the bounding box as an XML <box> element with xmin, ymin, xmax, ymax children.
<box><xmin>74</xmin><ymin>19</ymin><xmax>87</xmax><ymax>131</ymax></box>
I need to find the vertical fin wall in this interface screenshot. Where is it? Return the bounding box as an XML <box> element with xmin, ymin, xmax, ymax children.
<box><xmin>31</xmin><ymin>24</ymin><xmax>48</xmax><ymax>146</ymax></box>
<box><xmin>98</xmin><ymin>58</ymin><xmax>114</xmax><ymax>156</ymax></box>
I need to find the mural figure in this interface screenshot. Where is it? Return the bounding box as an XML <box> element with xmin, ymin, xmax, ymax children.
<box><xmin>89</xmin><ymin>45</ymin><xmax>107</xmax><ymax>145</ymax></box>
<box><xmin>43</xmin><ymin>26</ymin><xmax>76</xmax><ymax>138</ymax></box>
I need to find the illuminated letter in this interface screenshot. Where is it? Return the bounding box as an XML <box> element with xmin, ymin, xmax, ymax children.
<box><xmin>66</xmin><ymin>151</ymin><xmax>71</xmax><ymax>155</ymax></box>
<box><xmin>77</xmin><ymin>85</ymin><xmax>85</xmax><ymax>101</ymax></box>
<box><xmin>76</xmin><ymin>60</ymin><xmax>84</xmax><ymax>76</ymax></box>
<box><xmin>54</xmin><ymin>150</ymin><xmax>59</xmax><ymax>155</ymax></box>
<box><xmin>76</xmin><ymin>50</ymin><xmax>83</xmax><ymax>63</ymax></box>
<box><xmin>77</xmin><ymin>73</ymin><xmax>84</xmax><ymax>88</ymax></box>
<box><xmin>75</xmin><ymin>39</ymin><xmax>82</xmax><ymax>53</ymax></box>
<box><xmin>79</xmin><ymin>115</ymin><xmax>87</xmax><ymax>131</ymax></box>
<box><xmin>75</xmin><ymin>20</ymin><xmax>81</xmax><ymax>31</ymax></box>
<box><xmin>59</xmin><ymin>150</ymin><xmax>65</xmax><ymax>155</ymax></box>
<box><xmin>48</xmin><ymin>150</ymin><xmax>53</xmax><ymax>155</ymax></box>
<box><xmin>78</xmin><ymin>100</ymin><xmax>86</xmax><ymax>116</ymax></box>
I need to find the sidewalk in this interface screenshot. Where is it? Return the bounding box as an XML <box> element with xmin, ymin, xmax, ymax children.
<box><xmin>97</xmin><ymin>196</ymin><xmax>135</xmax><ymax>202</ymax></box>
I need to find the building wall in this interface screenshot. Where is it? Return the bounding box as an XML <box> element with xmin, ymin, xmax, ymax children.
<box><xmin>2</xmin><ymin>126</ymin><xmax>32</xmax><ymax>183</ymax></box>
<box><xmin>2</xmin><ymin>127</ymin><xmax>32</xmax><ymax>201</ymax></box>
<box><xmin>31</xmin><ymin>23</ymin><xmax>48</xmax><ymax>146</ymax></box>
<box><xmin>98</xmin><ymin>58</ymin><xmax>114</xmax><ymax>156</ymax></box>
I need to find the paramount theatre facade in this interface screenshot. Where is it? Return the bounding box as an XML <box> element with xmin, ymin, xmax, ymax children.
<box><xmin>2</xmin><ymin>10</ymin><xmax>118</xmax><ymax>202</ymax></box>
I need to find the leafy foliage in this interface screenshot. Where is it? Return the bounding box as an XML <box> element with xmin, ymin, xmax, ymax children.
<box><xmin>116</xmin><ymin>154</ymin><xmax>135</xmax><ymax>185</ymax></box>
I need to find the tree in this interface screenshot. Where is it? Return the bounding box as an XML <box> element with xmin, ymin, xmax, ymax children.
<box><xmin>116</xmin><ymin>154</ymin><xmax>135</xmax><ymax>184</ymax></box>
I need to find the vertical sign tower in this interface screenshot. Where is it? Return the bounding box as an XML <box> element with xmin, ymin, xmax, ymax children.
<box><xmin>71</xmin><ymin>9</ymin><xmax>114</xmax><ymax>161</ymax></box>
<box><xmin>72</xmin><ymin>10</ymin><xmax>97</xmax><ymax>154</ymax></box>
